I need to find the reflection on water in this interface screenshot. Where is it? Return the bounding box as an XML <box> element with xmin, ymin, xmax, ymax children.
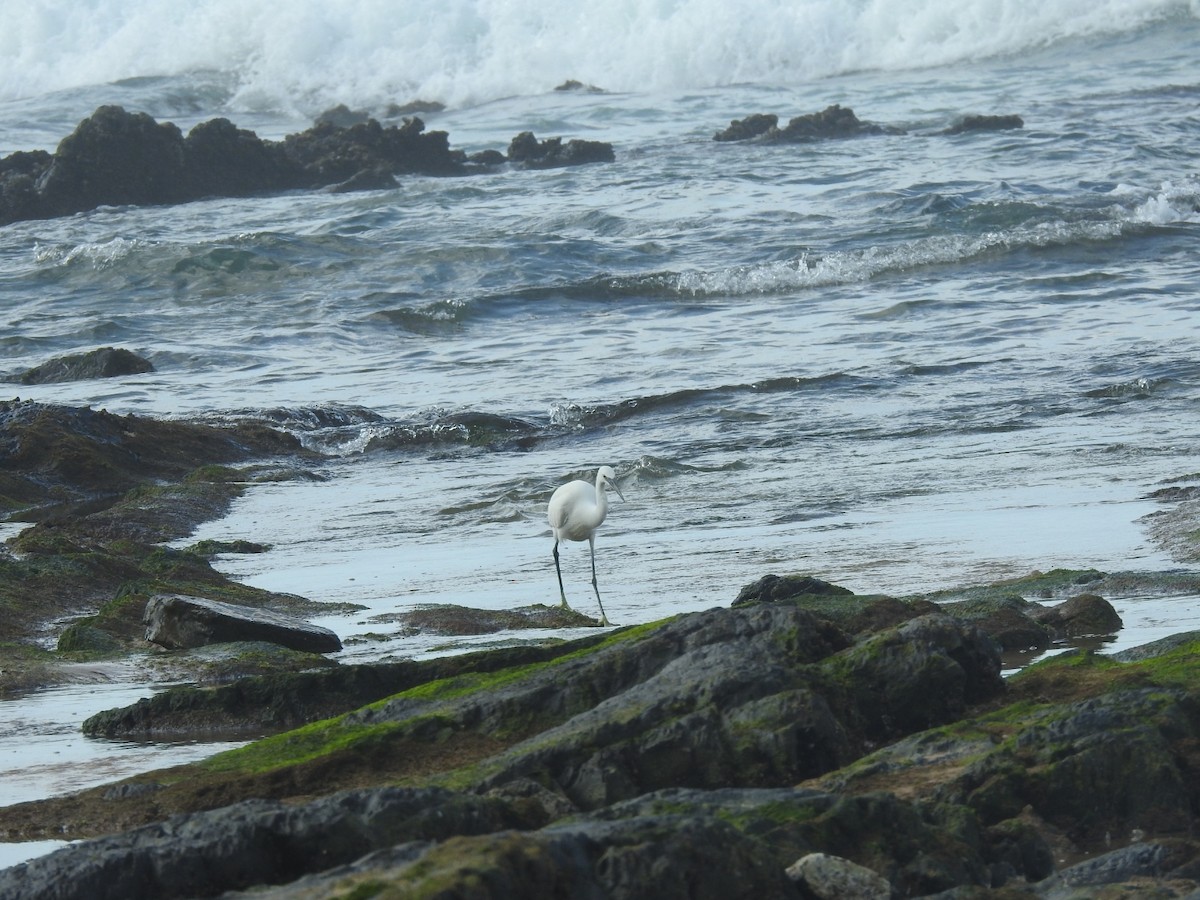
<box><xmin>0</xmin><ymin>682</ymin><xmax>247</xmax><ymax>809</ymax></box>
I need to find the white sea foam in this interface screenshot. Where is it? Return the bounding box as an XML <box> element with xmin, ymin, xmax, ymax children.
<box><xmin>1131</xmin><ymin>178</ymin><xmax>1200</xmax><ymax>225</ymax></box>
<box><xmin>669</xmin><ymin>218</ymin><xmax>1127</xmax><ymax>296</ymax></box>
<box><xmin>1</xmin><ymin>0</ymin><xmax>1195</xmax><ymax>112</ymax></box>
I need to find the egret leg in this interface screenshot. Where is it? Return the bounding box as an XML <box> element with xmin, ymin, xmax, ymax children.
<box><xmin>588</xmin><ymin>536</ymin><xmax>612</xmax><ymax>627</ymax></box>
<box><xmin>553</xmin><ymin>540</ymin><xmax>571</xmax><ymax>610</ymax></box>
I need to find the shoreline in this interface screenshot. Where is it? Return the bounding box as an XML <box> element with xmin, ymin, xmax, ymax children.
<box><xmin>6</xmin><ymin>399</ymin><xmax>1200</xmax><ymax>893</ymax></box>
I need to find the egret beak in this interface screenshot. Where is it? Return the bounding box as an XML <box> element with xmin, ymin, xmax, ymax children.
<box><xmin>612</xmin><ymin>482</ymin><xmax>626</xmax><ymax>502</ymax></box>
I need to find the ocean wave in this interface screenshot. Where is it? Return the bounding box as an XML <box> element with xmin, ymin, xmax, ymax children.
<box><xmin>656</xmin><ymin>212</ymin><xmax>1148</xmax><ymax>298</ymax></box>
<box><xmin>204</xmin><ymin>376</ymin><xmax>863</xmax><ymax>457</ymax></box>
<box><xmin>1128</xmin><ymin>178</ymin><xmax>1200</xmax><ymax>225</ymax></box>
<box><xmin>3</xmin><ymin>0</ymin><xmax>1194</xmax><ymax>111</ymax></box>
<box><xmin>364</xmin><ymin>298</ymin><xmax>475</xmax><ymax>333</ymax></box>
<box><xmin>34</xmin><ymin>237</ymin><xmax>148</xmax><ymax>269</ymax></box>
<box><xmin>549</xmin><ymin>374</ymin><xmax>861</xmax><ymax>429</ymax></box>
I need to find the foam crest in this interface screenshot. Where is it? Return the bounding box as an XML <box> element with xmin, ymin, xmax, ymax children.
<box><xmin>3</xmin><ymin>0</ymin><xmax>1195</xmax><ymax>111</ymax></box>
<box><xmin>1131</xmin><ymin>178</ymin><xmax>1200</xmax><ymax>225</ymax></box>
<box><xmin>669</xmin><ymin>220</ymin><xmax>1127</xmax><ymax>296</ymax></box>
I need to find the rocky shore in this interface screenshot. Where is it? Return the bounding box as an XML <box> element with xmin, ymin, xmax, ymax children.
<box><xmin>5</xmin><ymin>384</ymin><xmax>1200</xmax><ymax>898</ymax></box>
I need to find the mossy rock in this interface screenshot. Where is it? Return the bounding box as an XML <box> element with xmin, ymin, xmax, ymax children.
<box><xmin>379</xmin><ymin>603</ymin><xmax>605</xmax><ymax>635</ymax></box>
<box><xmin>57</xmin><ymin>623</ymin><xmax>124</xmax><ymax>655</ymax></box>
<box><xmin>187</xmin><ymin>539</ymin><xmax>270</xmax><ymax>559</ymax></box>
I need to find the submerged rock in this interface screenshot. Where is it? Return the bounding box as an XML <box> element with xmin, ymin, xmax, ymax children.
<box><xmin>942</xmin><ymin>113</ymin><xmax>1025</xmax><ymax>135</ymax></box>
<box><xmin>14</xmin><ymin>347</ymin><xmax>153</xmax><ymax>385</ymax></box>
<box><xmin>714</xmin><ymin>105</ymin><xmax>904</xmax><ymax>143</ymax></box>
<box><xmin>713</xmin><ymin>112</ymin><xmax>779</xmax><ymax>141</ymax></box>
<box><xmin>381</xmin><ymin>602</ymin><xmax>603</xmax><ymax>635</ymax></box>
<box><xmin>1028</xmin><ymin>592</ymin><xmax>1123</xmax><ymax>637</ymax></box>
<box><xmin>506</xmin><ymin>131</ymin><xmax>616</xmax><ymax>168</ymax></box>
<box><xmin>732</xmin><ymin>573</ymin><xmax>854</xmax><ymax>605</ymax></box>
<box><xmin>143</xmin><ymin>594</ymin><xmax>342</xmax><ymax>653</ymax></box>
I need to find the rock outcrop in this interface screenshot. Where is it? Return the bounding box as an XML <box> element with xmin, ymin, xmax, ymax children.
<box><xmin>4</xmin><ymin>581</ymin><xmax>1200</xmax><ymax>897</ymax></box>
<box><xmin>143</xmin><ymin>594</ymin><xmax>342</xmax><ymax>653</ymax></box>
<box><xmin>0</xmin><ymin>400</ymin><xmax>321</xmax><ymax>662</ymax></box>
<box><xmin>0</xmin><ymin>106</ymin><xmax>617</xmax><ymax>226</ymax></box>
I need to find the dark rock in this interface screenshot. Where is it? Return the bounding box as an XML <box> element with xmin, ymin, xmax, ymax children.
<box><xmin>1037</xmin><ymin>841</ymin><xmax>1176</xmax><ymax>895</ymax></box>
<box><xmin>221</xmin><ymin>812</ymin><xmax>796</xmax><ymax>900</ymax></box>
<box><xmin>36</xmin><ymin>106</ymin><xmax>188</xmax><ymax>217</ymax></box>
<box><xmin>939</xmin><ymin>594</ymin><xmax>1055</xmax><ymax>651</ymax></box>
<box><xmin>507</xmin><ymin>131</ymin><xmax>615</xmax><ymax>168</ymax></box>
<box><xmin>985</xmin><ymin>817</ymin><xmax>1056</xmax><ymax>884</ymax></box>
<box><xmin>0</xmin><ymin>149</ymin><xmax>52</xmax><ymax>223</ymax></box>
<box><xmin>1028</xmin><ymin>592</ymin><xmax>1123</xmax><ymax>637</ymax></box>
<box><xmin>0</xmin><ymin>787</ymin><xmax>526</xmax><ymax>900</ymax></box>
<box><xmin>12</xmin><ymin>595</ymin><xmax>1200</xmax><ymax>896</ymax></box>
<box><xmin>0</xmin><ymin>105</ymin><xmax>616</xmax><ymax>226</ymax></box>
<box><xmin>0</xmin><ymin>399</ymin><xmax>302</xmax><ymax>511</ymax></box>
<box><xmin>836</xmin><ymin>683</ymin><xmax>1200</xmax><ymax>852</ymax></box>
<box><xmin>383</xmin><ymin>99</ymin><xmax>446</xmax><ymax>117</ymax></box>
<box><xmin>383</xmin><ymin>602</ymin><xmax>603</xmax><ymax>634</ymax></box>
<box><xmin>0</xmin><ymin>400</ymin><xmax>311</xmax><ymax>646</ymax></box>
<box><xmin>942</xmin><ymin>114</ymin><xmax>1024</xmax><ymax>135</ymax></box>
<box><xmin>733</xmin><ymin>573</ymin><xmax>854</xmax><ymax>605</ymax></box>
<box><xmin>143</xmin><ymin>594</ymin><xmax>342</xmax><ymax>653</ymax></box>
<box><xmin>282</xmin><ymin>116</ymin><xmax>464</xmax><ymax>182</ymax></box>
<box><xmin>601</xmin><ymin>788</ymin><xmax>996</xmax><ymax>896</ymax></box>
<box><xmin>364</xmin><ymin>605</ymin><xmax>1000</xmax><ymax>809</ymax></box>
<box><xmin>825</xmin><ymin>613</ymin><xmax>1004</xmax><ymax>740</ymax></box>
<box><xmin>15</xmin><ymin>347</ymin><xmax>154</xmax><ymax>385</ymax></box>
<box><xmin>773</xmin><ymin>105</ymin><xmax>905</xmax><ymax>141</ymax></box>
<box><xmin>313</xmin><ymin>103</ymin><xmax>371</xmax><ymax>128</ymax></box>
<box><xmin>57</xmin><ymin>623</ymin><xmax>123</xmax><ymax>654</ymax></box>
<box><xmin>713</xmin><ymin>113</ymin><xmax>779</xmax><ymax>141</ymax></box>
<box><xmin>182</xmin><ymin>117</ymin><xmax>301</xmax><ymax>198</ymax></box>
<box><xmin>714</xmin><ymin>105</ymin><xmax>905</xmax><ymax>145</ymax></box>
<box><xmin>554</xmin><ymin>79</ymin><xmax>605</xmax><ymax>93</ymax></box>
<box><xmin>468</xmin><ymin>148</ymin><xmax>508</xmax><ymax>167</ymax></box>
<box><xmin>82</xmin><ymin>634</ymin><xmax>613</xmax><ymax>739</ymax></box>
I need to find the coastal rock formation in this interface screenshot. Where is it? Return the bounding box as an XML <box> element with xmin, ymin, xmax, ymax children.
<box><xmin>143</xmin><ymin>594</ymin><xmax>342</xmax><ymax>653</ymax></box>
<box><xmin>0</xmin><ymin>106</ymin><xmax>617</xmax><ymax>226</ymax></box>
<box><xmin>6</xmin><ymin>401</ymin><xmax>1200</xmax><ymax>896</ymax></box>
<box><xmin>7</xmin><ymin>601</ymin><xmax>1200</xmax><ymax>897</ymax></box>
<box><xmin>0</xmin><ymin>400</ymin><xmax>319</xmax><ymax>659</ymax></box>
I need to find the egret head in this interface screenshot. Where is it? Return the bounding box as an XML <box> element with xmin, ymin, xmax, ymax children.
<box><xmin>596</xmin><ymin>465</ymin><xmax>625</xmax><ymax>501</ymax></box>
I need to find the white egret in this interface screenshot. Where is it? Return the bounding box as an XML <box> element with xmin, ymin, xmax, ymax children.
<box><xmin>547</xmin><ymin>465</ymin><xmax>624</xmax><ymax>626</ymax></box>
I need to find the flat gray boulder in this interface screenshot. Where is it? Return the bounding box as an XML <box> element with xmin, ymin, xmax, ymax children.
<box><xmin>144</xmin><ymin>594</ymin><xmax>341</xmax><ymax>654</ymax></box>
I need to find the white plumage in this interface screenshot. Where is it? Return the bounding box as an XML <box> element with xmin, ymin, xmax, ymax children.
<box><xmin>547</xmin><ymin>465</ymin><xmax>624</xmax><ymax>626</ymax></box>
